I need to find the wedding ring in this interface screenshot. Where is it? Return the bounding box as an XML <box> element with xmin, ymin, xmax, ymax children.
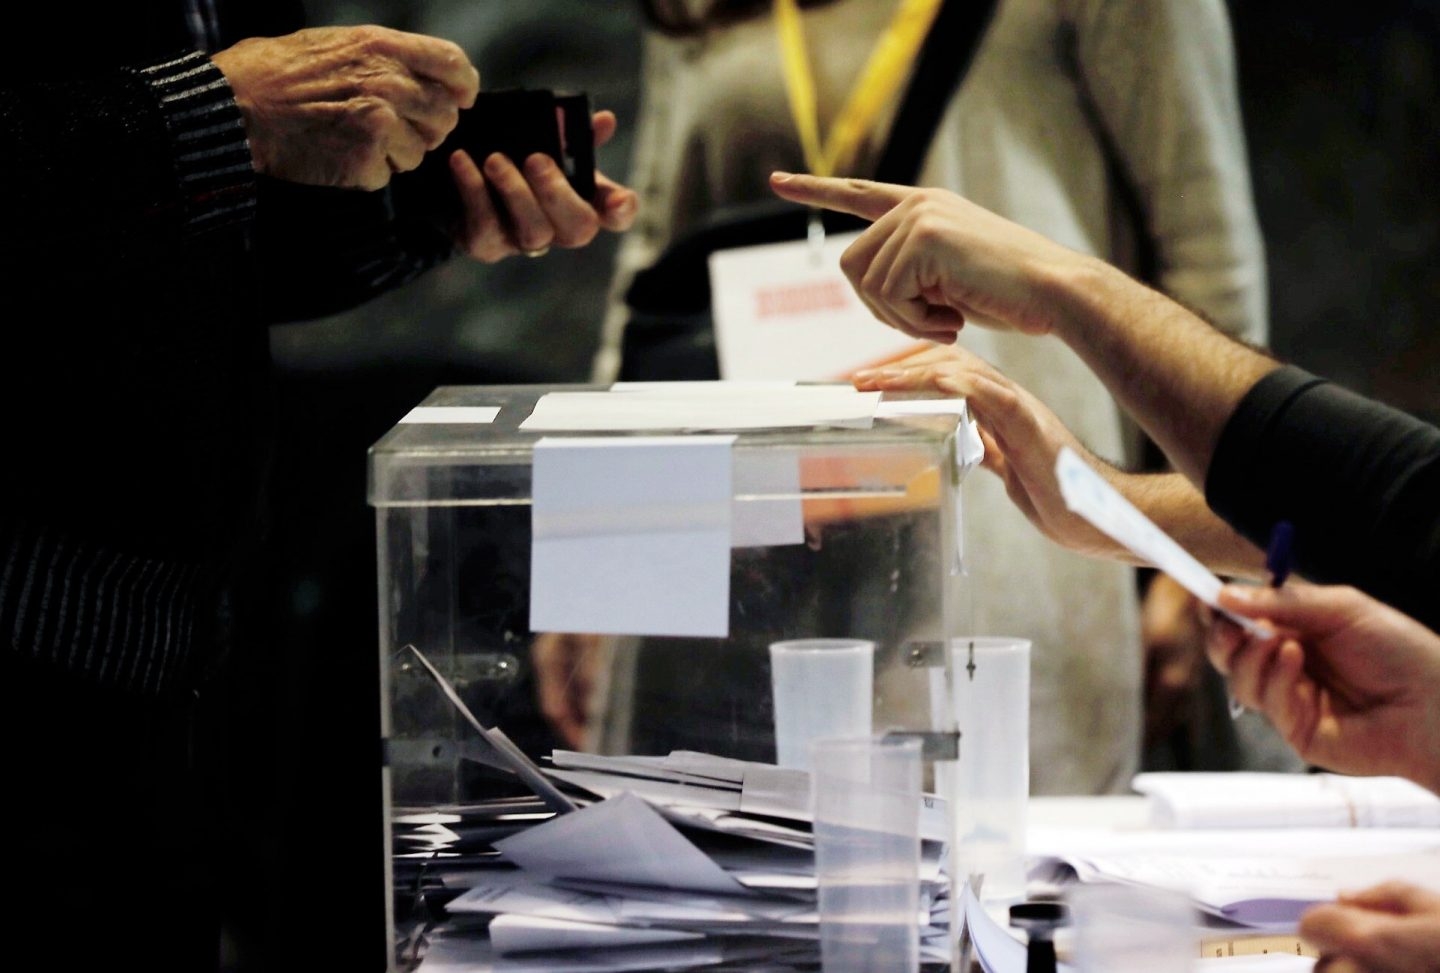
<box><xmin>521</xmin><ymin>246</ymin><xmax>550</xmax><ymax>258</ymax></box>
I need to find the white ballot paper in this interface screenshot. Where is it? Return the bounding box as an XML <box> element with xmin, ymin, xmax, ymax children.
<box><xmin>520</xmin><ymin>385</ymin><xmax>881</xmax><ymax>432</ymax></box>
<box><xmin>494</xmin><ymin>792</ymin><xmax>754</xmax><ymax>898</ymax></box>
<box><xmin>1054</xmin><ymin>447</ymin><xmax>1263</xmax><ymax>632</ymax></box>
<box><xmin>488</xmin><ymin>914</ymin><xmax>704</xmax><ymax>957</ymax></box>
<box><xmin>1133</xmin><ymin>772</ymin><xmax>1440</xmax><ymax>830</ymax></box>
<box><xmin>708</xmin><ymin>233</ymin><xmax>928</xmax><ymax>380</ymax></box>
<box><xmin>530</xmin><ymin>436</ymin><xmax>733</xmax><ymax>638</ymax></box>
<box><xmin>398</xmin><ymin>405</ymin><xmax>501</xmax><ymax>424</ymax></box>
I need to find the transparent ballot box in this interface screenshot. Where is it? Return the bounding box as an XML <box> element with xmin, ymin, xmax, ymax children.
<box><xmin>368</xmin><ymin>384</ymin><xmax>971</xmax><ymax>969</ymax></box>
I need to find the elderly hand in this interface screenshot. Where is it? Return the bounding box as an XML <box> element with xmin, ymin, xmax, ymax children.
<box><xmin>1208</xmin><ymin>582</ymin><xmax>1440</xmax><ymax>794</ymax></box>
<box><xmin>770</xmin><ymin>172</ymin><xmax>1098</xmax><ymax>342</ymax></box>
<box><xmin>449</xmin><ymin>110</ymin><xmax>639</xmax><ymax>263</ymax></box>
<box><xmin>213</xmin><ymin>25</ymin><xmax>480</xmax><ymax>190</ymax></box>
<box><xmin>1303</xmin><ymin>883</ymin><xmax>1440</xmax><ymax>973</ymax></box>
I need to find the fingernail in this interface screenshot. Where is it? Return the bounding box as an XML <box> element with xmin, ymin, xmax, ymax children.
<box><xmin>525</xmin><ymin>154</ymin><xmax>551</xmax><ymax>176</ymax></box>
<box><xmin>772</xmin><ymin>171</ymin><xmax>794</xmax><ymax>183</ymax></box>
<box><xmin>483</xmin><ymin>153</ymin><xmax>506</xmax><ymax>174</ymax></box>
<box><xmin>852</xmin><ymin>368</ymin><xmax>877</xmax><ymax>381</ymax></box>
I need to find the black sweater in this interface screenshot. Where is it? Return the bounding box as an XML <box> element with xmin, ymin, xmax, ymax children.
<box><xmin>1206</xmin><ymin>365</ymin><xmax>1440</xmax><ymax>633</ymax></box>
<box><xmin>0</xmin><ymin>1</ymin><xmax>455</xmax><ymax>695</ymax></box>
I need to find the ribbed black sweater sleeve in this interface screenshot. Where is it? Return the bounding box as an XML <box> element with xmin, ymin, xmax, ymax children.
<box><xmin>1205</xmin><ymin>365</ymin><xmax>1440</xmax><ymax>632</ymax></box>
<box><xmin>1</xmin><ymin>51</ymin><xmax>256</xmax><ymax>259</ymax></box>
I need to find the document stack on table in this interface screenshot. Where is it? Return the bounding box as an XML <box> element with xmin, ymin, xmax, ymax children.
<box><xmin>397</xmin><ymin>750</ymin><xmax>952</xmax><ymax>972</ymax></box>
<box><xmin>994</xmin><ymin>774</ymin><xmax>1440</xmax><ymax>973</ymax></box>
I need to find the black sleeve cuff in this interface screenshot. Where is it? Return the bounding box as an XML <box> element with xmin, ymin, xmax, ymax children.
<box><xmin>1206</xmin><ymin>364</ymin><xmax>1440</xmax><ymax>630</ymax></box>
<box><xmin>1204</xmin><ymin>365</ymin><xmax>1326</xmax><ymax>541</ymax></box>
<box><xmin>132</xmin><ymin>50</ymin><xmax>256</xmax><ymax>234</ymax></box>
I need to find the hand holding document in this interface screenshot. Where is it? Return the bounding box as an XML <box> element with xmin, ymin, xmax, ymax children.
<box><xmin>1054</xmin><ymin>447</ymin><xmax>1265</xmax><ymax>633</ymax></box>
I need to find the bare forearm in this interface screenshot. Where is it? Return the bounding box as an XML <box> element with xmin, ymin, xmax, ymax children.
<box><xmin>1115</xmin><ymin>471</ymin><xmax>1267</xmax><ymax>579</ymax></box>
<box><xmin>1042</xmin><ymin>257</ymin><xmax>1279</xmax><ymax>487</ymax></box>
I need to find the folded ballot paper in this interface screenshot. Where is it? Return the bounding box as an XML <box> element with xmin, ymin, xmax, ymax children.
<box><xmin>404</xmin><ymin>753</ymin><xmax>952</xmax><ymax>971</ymax></box>
<box><xmin>397</xmin><ymin>646</ymin><xmax>953</xmax><ymax>971</ymax></box>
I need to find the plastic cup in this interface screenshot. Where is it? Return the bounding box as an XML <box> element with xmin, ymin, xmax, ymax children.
<box><xmin>769</xmin><ymin>639</ymin><xmax>874</xmax><ymax>772</ymax></box>
<box><xmin>935</xmin><ymin>637</ymin><xmax>1031</xmax><ymax>903</ymax></box>
<box><xmin>1069</xmin><ymin>881</ymin><xmax>1197</xmax><ymax>972</ymax></box>
<box><xmin>811</xmin><ymin>736</ymin><xmax>922</xmax><ymax>973</ymax></box>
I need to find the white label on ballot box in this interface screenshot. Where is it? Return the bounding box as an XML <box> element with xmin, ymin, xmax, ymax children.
<box><xmin>530</xmin><ymin>436</ymin><xmax>734</xmax><ymax>638</ymax></box>
<box><xmin>709</xmin><ymin>233</ymin><xmax>927</xmax><ymax>380</ymax></box>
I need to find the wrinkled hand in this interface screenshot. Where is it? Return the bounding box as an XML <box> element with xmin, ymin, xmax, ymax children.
<box><xmin>213</xmin><ymin>25</ymin><xmax>480</xmax><ymax>190</ymax></box>
<box><xmin>1208</xmin><ymin>582</ymin><xmax>1440</xmax><ymax>793</ymax></box>
<box><xmin>1141</xmin><ymin>574</ymin><xmax>1210</xmax><ymax>750</ymax></box>
<box><xmin>770</xmin><ymin>172</ymin><xmax>1095</xmax><ymax>342</ymax></box>
<box><xmin>852</xmin><ymin>344</ymin><xmax>1127</xmax><ymax>560</ymax></box>
<box><xmin>449</xmin><ymin>110</ymin><xmax>639</xmax><ymax>263</ymax></box>
<box><xmin>1303</xmin><ymin>883</ymin><xmax>1440</xmax><ymax>973</ymax></box>
<box><xmin>531</xmin><ymin>632</ymin><xmax>612</xmax><ymax>750</ymax></box>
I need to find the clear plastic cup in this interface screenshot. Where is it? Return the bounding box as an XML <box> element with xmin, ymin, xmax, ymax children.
<box><xmin>811</xmin><ymin>735</ymin><xmax>922</xmax><ymax>973</ymax></box>
<box><xmin>768</xmin><ymin>638</ymin><xmax>874</xmax><ymax>771</ymax></box>
<box><xmin>1069</xmin><ymin>881</ymin><xmax>1197</xmax><ymax>972</ymax></box>
<box><xmin>934</xmin><ymin>637</ymin><xmax>1031</xmax><ymax>903</ymax></box>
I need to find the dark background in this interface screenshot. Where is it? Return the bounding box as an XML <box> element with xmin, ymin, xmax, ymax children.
<box><xmin>218</xmin><ymin>4</ymin><xmax>1440</xmax><ymax>970</ymax></box>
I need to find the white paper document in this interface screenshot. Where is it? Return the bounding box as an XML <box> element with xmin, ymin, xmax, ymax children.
<box><xmin>398</xmin><ymin>405</ymin><xmax>501</xmax><ymax>424</ymax></box>
<box><xmin>1133</xmin><ymin>772</ymin><xmax>1440</xmax><ymax>829</ymax></box>
<box><xmin>708</xmin><ymin>233</ymin><xmax>929</xmax><ymax>380</ymax></box>
<box><xmin>1054</xmin><ymin>447</ymin><xmax>1262</xmax><ymax>631</ymax></box>
<box><xmin>1050</xmin><ymin>850</ymin><xmax>1440</xmax><ymax>930</ymax></box>
<box><xmin>493</xmin><ymin>792</ymin><xmax>755</xmax><ymax>898</ymax></box>
<box><xmin>529</xmin><ymin>436</ymin><xmax>733</xmax><ymax>638</ymax></box>
<box><xmin>520</xmin><ymin>385</ymin><xmax>881</xmax><ymax>432</ymax></box>
<box><xmin>488</xmin><ymin>914</ymin><xmax>704</xmax><ymax>956</ymax></box>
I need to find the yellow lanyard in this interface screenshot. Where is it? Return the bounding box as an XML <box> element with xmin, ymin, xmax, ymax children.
<box><xmin>775</xmin><ymin>0</ymin><xmax>944</xmax><ymax>178</ymax></box>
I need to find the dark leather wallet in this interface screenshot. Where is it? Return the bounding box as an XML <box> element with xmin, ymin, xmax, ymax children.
<box><xmin>402</xmin><ymin>88</ymin><xmax>595</xmax><ymax>232</ymax></box>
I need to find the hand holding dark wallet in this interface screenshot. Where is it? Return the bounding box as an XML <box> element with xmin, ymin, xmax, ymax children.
<box><xmin>404</xmin><ymin>88</ymin><xmax>597</xmax><ymax>234</ymax></box>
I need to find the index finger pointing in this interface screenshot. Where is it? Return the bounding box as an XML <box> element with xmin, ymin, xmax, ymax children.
<box><xmin>770</xmin><ymin>172</ymin><xmax>913</xmax><ymax>222</ymax></box>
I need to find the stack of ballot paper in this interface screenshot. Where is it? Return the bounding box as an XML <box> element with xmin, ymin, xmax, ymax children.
<box><xmin>395</xmin><ymin>750</ymin><xmax>953</xmax><ymax>972</ymax></box>
<box><xmin>1132</xmin><ymin>771</ymin><xmax>1440</xmax><ymax>830</ymax></box>
<box><xmin>1024</xmin><ymin>776</ymin><xmax>1440</xmax><ymax>938</ymax></box>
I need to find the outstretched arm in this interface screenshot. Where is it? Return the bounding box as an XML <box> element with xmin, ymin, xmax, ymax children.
<box><xmin>769</xmin><ymin>173</ymin><xmax>1278</xmax><ymax>486</ymax></box>
<box><xmin>853</xmin><ymin>344</ymin><xmax>1266</xmax><ymax>576</ymax></box>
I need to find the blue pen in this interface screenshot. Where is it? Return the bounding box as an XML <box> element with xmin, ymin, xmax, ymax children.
<box><xmin>1231</xmin><ymin>520</ymin><xmax>1296</xmax><ymax>720</ymax></box>
<box><xmin>1266</xmin><ymin>520</ymin><xmax>1295</xmax><ymax>588</ymax></box>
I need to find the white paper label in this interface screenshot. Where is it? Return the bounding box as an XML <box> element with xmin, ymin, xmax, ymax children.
<box><xmin>709</xmin><ymin>234</ymin><xmax>929</xmax><ymax>380</ymax></box>
<box><xmin>530</xmin><ymin>436</ymin><xmax>734</xmax><ymax>638</ymax></box>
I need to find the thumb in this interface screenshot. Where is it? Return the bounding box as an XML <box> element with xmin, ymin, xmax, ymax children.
<box><xmin>1217</xmin><ymin>581</ymin><xmax>1352</xmax><ymax>630</ymax></box>
<box><xmin>769</xmin><ymin>172</ymin><xmax>911</xmax><ymax>222</ymax></box>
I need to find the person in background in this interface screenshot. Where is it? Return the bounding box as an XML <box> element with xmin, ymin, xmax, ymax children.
<box><xmin>559</xmin><ymin>0</ymin><xmax>1275</xmax><ymax>791</ymax></box>
<box><xmin>1</xmin><ymin>5</ymin><xmax>635</xmax><ymax>969</ymax></box>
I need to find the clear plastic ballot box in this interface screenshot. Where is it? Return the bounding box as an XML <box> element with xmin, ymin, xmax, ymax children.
<box><xmin>367</xmin><ymin>384</ymin><xmax>972</xmax><ymax>965</ymax></box>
